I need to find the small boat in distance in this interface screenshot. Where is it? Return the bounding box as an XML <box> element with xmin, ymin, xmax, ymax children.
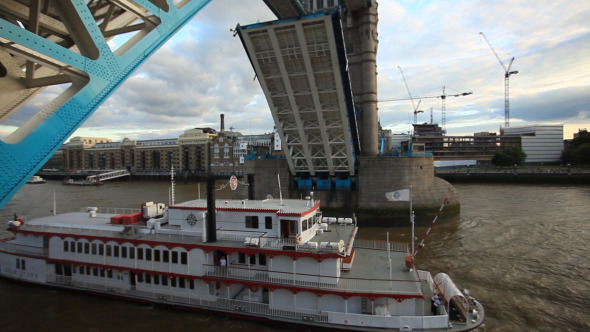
<box><xmin>62</xmin><ymin>178</ymin><xmax>103</xmax><ymax>186</ymax></box>
<box><xmin>26</xmin><ymin>175</ymin><xmax>46</xmax><ymax>184</ymax></box>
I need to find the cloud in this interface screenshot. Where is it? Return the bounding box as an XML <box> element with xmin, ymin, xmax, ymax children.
<box><xmin>2</xmin><ymin>0</ymin><xmax>589</xmax><ymax>142</ymax></box>
<box><xmin>376</xmin><ymin>0</ymin><xmax>590</xmax><ymax>139</ymax></box>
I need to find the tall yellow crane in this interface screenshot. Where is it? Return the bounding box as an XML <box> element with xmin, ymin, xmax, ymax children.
<box><xmin>479</xmin><ymin>32</ymin><xmax>519</xmax><ymax>127</ymax></box>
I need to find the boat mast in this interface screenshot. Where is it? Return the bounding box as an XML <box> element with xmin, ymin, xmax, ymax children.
<box><xmin>410</xmin><ymin>185</ymin><xmax>414</xmax><ymax>258</ymax></box>
<box><xmin>170</xmin><ymin>165</ymin><xmax>175</xmax><ymax>206</ymax></box>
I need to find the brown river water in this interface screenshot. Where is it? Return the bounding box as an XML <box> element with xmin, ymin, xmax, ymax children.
<box><xmin>0</xmin><ymin>180</ymin><xmax>589</xmax><ymax>331</ymax></box>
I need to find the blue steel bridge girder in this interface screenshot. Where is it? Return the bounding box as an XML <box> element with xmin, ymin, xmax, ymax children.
<box><xmin>0</xmin><ymin>0</ymin><xmax>211</xmax><ymax>209</ymax></box>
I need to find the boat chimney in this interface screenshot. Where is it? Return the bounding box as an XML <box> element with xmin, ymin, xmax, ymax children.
<box><xmin>205</xmin><ymin>141</ymin><xmax>217</xmax><ymax>243</ymax></box>
<box><xmin>220</xmin><ymin>113</ymin><xmax>225</xmax><ymax>132</ymax></box>
<box><xmin>206</xmin><ymin>176</ymin><xmax>217</xmax><ymax>242</ymax></box>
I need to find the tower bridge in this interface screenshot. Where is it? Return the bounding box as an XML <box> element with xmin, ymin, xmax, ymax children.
<box><xmin>1</xmin><ymin>1</ymin><xmax>457</xmax><ymax>214</ymax></box>
<box><xmin>0</xmin><ymin>0</ymin><xmax>375</xmax><ymax>208</ymax></box>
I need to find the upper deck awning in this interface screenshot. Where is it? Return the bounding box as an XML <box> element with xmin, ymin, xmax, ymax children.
<box><xmin>237</xmin><ymin>12</ymin><xmax>360</xmax><ymax>176</ymax></box>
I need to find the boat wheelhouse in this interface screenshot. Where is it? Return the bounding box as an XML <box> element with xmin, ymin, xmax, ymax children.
<box><xmin>1</xmin><ymin>197</ymin><xmax>484</xmax><ymax>331</ymax></box>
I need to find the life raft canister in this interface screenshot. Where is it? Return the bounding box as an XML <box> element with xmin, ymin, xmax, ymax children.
<box><xmin>405</xmin><ymin>255</ymin><xmax>415</xmax><ymax>269</ymax></box>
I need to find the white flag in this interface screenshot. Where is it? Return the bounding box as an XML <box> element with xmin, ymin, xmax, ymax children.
<box><xmin>385</xmin><ymin>189</ymin><xmax>410</xmax><ymax>202</ymax></box>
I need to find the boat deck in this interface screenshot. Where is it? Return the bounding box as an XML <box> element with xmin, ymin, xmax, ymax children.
<box><xmin>20</xmin><ymin>211</ymin><xmax>427</xmax><ymax>298</ymax></box>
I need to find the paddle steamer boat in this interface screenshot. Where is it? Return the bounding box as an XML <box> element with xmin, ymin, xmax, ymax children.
<box><xmin>1</xmin><ymin>190</ymin><xmax>484</xmax><ymax>331</ymax></box>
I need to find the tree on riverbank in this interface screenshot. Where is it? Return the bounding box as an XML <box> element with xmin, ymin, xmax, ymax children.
<box><xmin>491</xmin><ymin>147</ymin><xmax>527</xmax><ymax>166</ymax></box>
<box><xmin>562</xmin><ymin>130</ymin><xmax>590</xmax><ymax>166</ymax></box>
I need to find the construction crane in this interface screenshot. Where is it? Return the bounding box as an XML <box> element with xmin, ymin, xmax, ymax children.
<box><xmin>379</xmin><ymin>86</ymin><xmax>472</xmax><ymax>132</ymax></box>
<box><xmin>398</xmin><ymin>66</ymin><xmax>424</xmax><ymax>124</ymax></box>
<box><xmin>480</xmin><ymin>32</ymin><xmax>518</xmax><ymax>127</ymax></box>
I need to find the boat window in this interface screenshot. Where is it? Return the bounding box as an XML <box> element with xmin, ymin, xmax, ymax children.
<box><xmin>161</xmin><ymin>275</ymin><xmax>168</xmax><ymax>286</ymax></box>
<box><xmin>91</xmin><ymin>243</ymin><xmax>97</xmax><ymax>255</ymax></box>
<box><xmin>63</xmin><ymin>241</ymin><xmax>69</xmax><ymax>252</ymax></box>
<box><xmin>163</xmin><ymin>250</ymin><xmax>169</xmax><ymax>263</ymax></box>
<box><xmin>137</xmin><ymin>248</ymin><xmax>144</xmax><ymax>260</ymax></box>
<box><xmin>107</xmin><ymin>269</ymin><xmax>113</xmax><ymax>278</ymax></box>
<box><xmin>77</xmin><ymin>242</ymin><xmax>83</xmax><ymax>253</ymax></box>
<box><xmin>121</xmin><ymin>246</ymin><xmax>127</xmax><ymax>258</ymax></box>
<box><xmin>71</xmin><ymin>241</ymin><xmax>76</xmax><ymax>252</ymax></box>
<box><xmin>84</xmin><ymin>243</ymin><xmax>90</xmax><ymax>254</ymax></box>
<box><xmin>130</xmin><ymin>247</ymin><xmax>135</xmax><ymax>259</ymax></box>
<box><xmin>171</xmin><ymin>277</ymin><xmax>177</xmax><ymax>287</ymax></box>
<box><xmin>146</xmin><ymin>274</ymin><xmax>151</xmax><ymax>283</ymax></box>
<box><xmin>98</xmin><ymin>244</ymin><xmax>104</xmax><ymax>256</ymax></box>
<box><xmin>265</xmin><ymin>216</ymin><xmax>273</xmax><ymax>229</ymax></box>
<box><xmin>259</xmin><ymin>254</ymin><xmax>267</xmax><ymax>266</ymax></box>
<box><xmin>145</xmin><ymin>248</ymin><xmax>152</xmax><ymax>261</ymax></box>
<box><xmin>179</xmin><ymin>278</ymin><xmax>185</xmax><ymax>288</ymax></box>
<box><xmin>238</xmin><ymin>252</ymin><xmax>246</xmax><ymax>264</ymax></box>
<box><xmin>246</xmin><ymin>216</ymin><xmax>259</xmax><ymax>228</ymax></box>
<box><xmin>113</xmin><ymin>246</ymin><xmax>119</xmax><ymax>257</ymax></box>
<box><xmin>154</xmin><ymin>250</ymin><xmax>161</xmax><ymax>262</ymax></box>
<box><xmin>172</xmin><ymin>251</ymin><xmax>178</xmax><ymax>264</ymax></box>
<box><xmin>302</xmin><ymin>218</ymin><xmax>308</xmax><ymax>231</ymax></box>
<box><xmin>106</xmin><ymin>245</ymin><xmax>112</xmax><ymax>256</ymax></box>
<box><xmin>249</xmin><ymin>254</ymin><xmax>256</xmax><ymax>265</ymax></box>
<box><xmin>181</xmin><ymin>252</ymin><xmax>187</xmax><ymax>264</ymax></box>
<box><xmin>154</xmin><ymin>275</ymin><xmax>159</xmax><ymax>285</ymax></box>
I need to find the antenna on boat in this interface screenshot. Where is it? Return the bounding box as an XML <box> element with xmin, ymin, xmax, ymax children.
<box><xmin>170</xmin><ymin>165</ymin><xmax>175</xmax><ymax>206</ymax></box>
<box><xmin>277</xmin><ymin>172</ymin><xmax>283</xmax><ymax>206</ymax></box>
<box><xmin>53</xmin><ymin>189</ymin><xmax>56</xmax><ymax>216</ymax></box>
<box><xmin>410</xmin><ymin>185</ymin><xmax>414</xmax><ymax>259</ymax></box>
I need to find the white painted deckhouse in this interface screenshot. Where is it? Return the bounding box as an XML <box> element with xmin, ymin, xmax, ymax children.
<box><xmin>1</xmin><ymin>196</ymin><xmax>484</xmax><ymax>331</ymax></box>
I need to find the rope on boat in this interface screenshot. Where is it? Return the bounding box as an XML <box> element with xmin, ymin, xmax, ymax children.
<box><xmin>414</xmin><ymin>197</ymin><xmax>448</xmax><ymax>256</ymax></box>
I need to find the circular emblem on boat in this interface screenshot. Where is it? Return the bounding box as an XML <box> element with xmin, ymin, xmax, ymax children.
<box><xmin>186</xmin><ymin>213</ymin><xmax>197</xmax><ymax>227</ymax></box>
<box><xmin>230</xmin><ymin>175</ymin><xmax>238</xmax><ymax>191</ymax></box>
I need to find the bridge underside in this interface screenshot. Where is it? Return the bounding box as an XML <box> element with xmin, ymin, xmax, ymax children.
<box><xmin>0</xmin><ymin>0</ymin><xmax>211</xmax><ymax>209</ymax></box>
<box><xmin>237</xmin><ymin>11</ymin><xmax>360</xmax><ymax>188</ymax></box>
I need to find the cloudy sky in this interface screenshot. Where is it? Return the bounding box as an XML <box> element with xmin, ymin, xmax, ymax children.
<box><xmin>2</xmin><ymin>0</ymin><xmax>589</xmax><ymax>141</ymax></box>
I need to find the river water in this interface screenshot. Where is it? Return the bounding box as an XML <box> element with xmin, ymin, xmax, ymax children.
<box><xmin>1</xmin><ymin>181</ymin><xmax>589</xmax><ymax>331</ymax></box>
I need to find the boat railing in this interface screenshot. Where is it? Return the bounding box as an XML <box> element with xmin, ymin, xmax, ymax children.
<box><xmin>355</xmin><ymin>239</ymin><xmax>408</xmax><ymax>252</ymax></box>
<box><xmin>48</xmin><ymin>273</ymin><xmax>447</xmax><ymax>330</ymax></box>
<box><xmin>79</xmin><ymin>207</ymin><xmax>140</xmax><ymax>215</ymax></box>
<box><xmin>203</xmin><ymin>265</ymin><xmax>422</xmax><ymax>295</ymax></box>
<box><xmin>260</xmin><ymin>237</ymin><xmax>296</xmax><ymax>249</ymax></box>
<box><xmin>48</xmin><ymin>274</ymin><xmax>330</xmax><ymax>323</ymax></box>
<box><xmin>217</xmin><ymin>230</ymin><xmax>267</xmax><ymax>242</ymax></box>
<box><xmin>327</xmin><ymin>311</ymin><xmax>449</xmax><ymax>330</ymax></box>
<box><xmin>21</xmin><ymin>224</ymin><xmax>125</xmax><ymax>237</ymax></box>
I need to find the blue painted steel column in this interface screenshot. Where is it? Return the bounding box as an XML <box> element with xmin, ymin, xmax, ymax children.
<box><xmin>0</xmin><ymin>0</ymin><xmax>211</xmax><ymax>209</ymax></box>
